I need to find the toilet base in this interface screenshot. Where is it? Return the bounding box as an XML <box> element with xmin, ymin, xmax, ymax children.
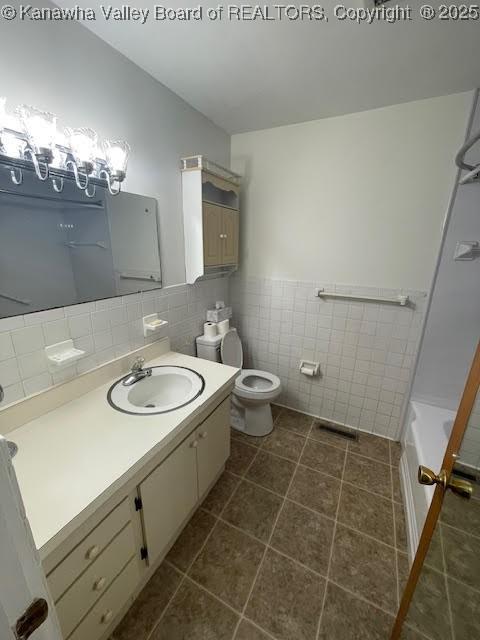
<box><xmin>231</xmin><ymin>399</ymin><xmax>274</xmax><ymax>437</ymax></box>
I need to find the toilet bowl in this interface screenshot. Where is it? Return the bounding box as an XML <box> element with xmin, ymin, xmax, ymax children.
<box><xmin>196</xmin><ymin>328</ymin><xmax>281</xmax><ymax>436</ymax></box>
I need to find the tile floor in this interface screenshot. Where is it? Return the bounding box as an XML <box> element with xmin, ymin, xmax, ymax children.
<box><xmin>113</xmin><ymin>406</ymin><xmax>418</xmax><ymax>640</ymax></box>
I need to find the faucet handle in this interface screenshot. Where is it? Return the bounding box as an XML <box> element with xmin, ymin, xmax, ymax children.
<box><xmin>131</xmin><ymin>356</ymin><xmax>145</xmax><ymax>372</ymax></box>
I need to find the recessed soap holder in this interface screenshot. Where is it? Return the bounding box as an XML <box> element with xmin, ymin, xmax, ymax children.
<box><xmin>45</xmin><ymin>339</ymin><xmax>86</xmax><ymax>369</ymax></box>
<box><xmin>299</xmin><ymin>360</ymin><xmax>320</xmax><ymax>377</ymax></box>
<box><xmin>143</xmin><ymin>313</ymin><xmax>169</xmax><ymax>337</ymax></box>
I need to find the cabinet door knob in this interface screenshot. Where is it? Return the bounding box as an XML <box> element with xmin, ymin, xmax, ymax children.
<box><xmin>190</xmin><ymin>440</ymin><xmax>198</xmax><ymax>448</ymax></box>
<box><xmin>199</xmin><ymin>431</ymin><xmax>207</xmax><ymax>439</ymax></box>
<box><xmin>93</xmin><ymin>577</ymin><xmax>106</xmax><ymax>592</ymax></box>
<box><xmin>85</xmin><ymin>545</ymin><xmax>100</xmax><ymax>560</ymax></box>
<box><xmin>101</xmin><ymin>610</ymin><xmax>113</xmax><ymax>624</ymax></box>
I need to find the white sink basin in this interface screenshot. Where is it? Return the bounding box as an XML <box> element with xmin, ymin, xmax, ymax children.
<box><xmin>108</xmin><ymin>366</ymin><xmax>205</xmax><ymax>415</ymax></box>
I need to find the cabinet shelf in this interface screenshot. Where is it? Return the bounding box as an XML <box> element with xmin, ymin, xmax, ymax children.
<box><xmin>182</xmin><ymin>155</ymin><xmax>241</xmax><ymax>283</ymax></box>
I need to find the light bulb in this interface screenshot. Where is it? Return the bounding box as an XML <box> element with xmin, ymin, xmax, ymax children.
<box><xmin>1</xmin><ymin>131</ymin><xmax>26</xmax><ymax>159</ymax></box>
<box><xmin>104</xmin><ymin>140</ymin><xmax>130</xmax><ymax>180</ymax></box>
<box><xmin>66</xmin><ymin>127</ymin><xmax>97</xmax><ymax>173</ymax></box>
<box><xmin>17</xmin><ymin>104</ymin><xmax>57</xmax><ymax>161</ymax></box>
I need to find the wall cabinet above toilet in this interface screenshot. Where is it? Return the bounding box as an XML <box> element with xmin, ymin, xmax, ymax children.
<box><xmin>181</xmin><ymin>155</ymin><xmax>241</xmax><ymax>283</ymax></box>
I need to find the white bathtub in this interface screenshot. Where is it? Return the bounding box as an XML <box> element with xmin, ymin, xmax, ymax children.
<box><xmin>400</xmin><ymin>400</ymin><xmax>455</xmax><ymax>559</ymax></box>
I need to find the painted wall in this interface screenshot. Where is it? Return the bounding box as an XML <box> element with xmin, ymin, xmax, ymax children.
<box><xmin>231</xmin><ymin>93</ymin><xmax>472</xmax><ymax>291</ymax></box>
<box><xmin>0</xmin><ymin>0</ymin><xmax>230</xmax><ymax>287</ymax></box>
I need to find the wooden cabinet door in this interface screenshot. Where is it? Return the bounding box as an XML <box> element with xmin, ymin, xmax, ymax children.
<box><xmin>196</xmin><ymin>398</ymin><xmax>231</xmax><ymax>498</ymax></box>
<box><xmin>221</xmin><ymin>209</ymin><xmax>239</xmax><ymax>265</ymax></box>
<box><xmin>202</xmin><ymin>203</ymin><xmax>223</xmax><ymax>266</ymax></box>
<box><xmin>139</xmin><ymin>434</ymin><xmax>198</xmax><ymax>565</ymax></box>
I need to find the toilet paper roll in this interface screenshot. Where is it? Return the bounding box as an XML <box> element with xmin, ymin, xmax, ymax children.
<box><xmin>217</xmin><ymin>319</ymin><xmax>230</xmax><ymax>335</ymax></box>
<box><xmin>300</xmin><ymin>365</ymin><xmax>315</xmax><ymax>377</ymax></box>
<box><xmin>203</xmin><ymin>322</ymin><xmax>218</xmax><ymax>338</ymax></box>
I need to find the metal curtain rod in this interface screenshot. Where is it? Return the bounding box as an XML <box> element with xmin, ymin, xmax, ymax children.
<box><xmin>315</xmin><ymin>288</ymin><xmax>409</xmax><ymax>307</ymax></box>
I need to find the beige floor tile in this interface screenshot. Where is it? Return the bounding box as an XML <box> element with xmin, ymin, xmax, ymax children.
<box><xmin>226</xmin><ymin>440</ymin><xmax>258</xmax><ymax>475</ymax></box>
<box><xmin>330</xmin><ymin>525</ymin><xmax>397</xmax><ymax>613</ymax></box>
<box><xmin>318</xmin><ymin>582</ymin><xmax>394</xmax><ymax>640</ymax></box>
<box><xmin>246</xmin><ymin>450</ymin><xmax>296</xmax><ymax>495</ymax></box>
<box><xmin>246</xmin><ymin>549</ymin><xmax>325</xmax><ymax>640</ymax></box>
<box><xmin>271</xmin><ymin>500</ymin><xmax>334</xmax><ymax>575</ymax></box>
<box><xmin>166</xmin><ymin>509</ymin><xmax>216</xmax><ymax>572</ymax></box>
<box><xmin>348</xmin><ymin>432</ymin><xmax>390</xmax><ymax>464</ymax></box>
<box><xmin>390</xmin><ymin>440</ymin><xmax>402</xmax><ymax>467</ymax></box>
<box><xmin>113</xmin><ymin>562</ymin><xmax>182</xmax><ymax>640</ymax></box>
<box><xmin>405</xmin><ymin>564</ymin><xmax>452</xmax><ymax>640</ymax></box>
<box><xmin>309</xmin><ymin>421</ymin><xmax>349</xmax><ymax>450</ymax></box>
<box><xmin>344</xmin><ymin>452</ymin><xmax>392</xmax><ymax>498</ymax></box>
<box><xmin>150</xmin><ymin>579</ymin><xmax>239</xmax><ymax>640</ymax></box>
<box><xmin>260</xmin><ymin>427</ymin><xmax>305</xmax><ymax>461</ymax></box>
<box><xmin>189</xmin><ymin>520</ymin><xmax>265</xmax><ymax>611</ymax></box>
<box><xmin>442</xmin><ymin>524</ymin><xmax>480</xmax><ymax>589</ymax></box>
<box><xmin>300</xmin><ymin>438</ymin><xmax>346</xmax><ymax>478</ymax></box>
<box><xmin>448</xmin><ymin>577</ymin><xmax>480</xmax><ymax>640</ymax></box>
<box><xmin>338</xmin><ymin>482</ymin><xmax>394</xmax><ymax>546</ymax></box>
<box><xmin>288</xmin><ymin>465</ymin><xmax>341</xmax><ymax>519</ymax></box>
<box><xmin>275</xmin><ymin>407</ymin><xmax>314</xmax><ymax>436</ymax></box>
<box><xmin>394</xmin><ymin>502</ymin><xmax>408</xmax><ymax>551</ymax></box>
<box><xmin>202</xmin><ymin>472</ymin><xmax>241</xmax><ymax>515</ymax></box>
<box><xmin>222</xmin><ymin>480</ymin><xmax>283</xmax><ymax>541</ymax></box>
<box><xmin>235</xmin><ymin>619</ymin><xmax>272</xmax><ymax>640</ymax></box>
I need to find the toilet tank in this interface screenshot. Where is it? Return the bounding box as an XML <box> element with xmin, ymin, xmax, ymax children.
<box><xmin>196</xmin><ymin>333</ymin><xmax>222</xmax><ymax>362</ymax></box>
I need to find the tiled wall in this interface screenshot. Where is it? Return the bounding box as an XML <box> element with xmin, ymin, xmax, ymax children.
<box><xmin>230</xmin><ymin>274</ymin><xmax>427</xmax><ymax>440</ymax></box>
<box><xmin>458</xmin><ymin>394</ymin><xmax>480</xmax><ymax>471</ymax></box>
<box><xmin>0</xmin><ymin>277</ymin><xmax>229</xmax><ymax>407</ymax></box>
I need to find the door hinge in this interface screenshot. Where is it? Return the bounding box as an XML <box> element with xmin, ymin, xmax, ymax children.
<box><xmin>15</xmin><ymin>598</ymin><xmax>49</xmax><ymax>640</ymax></box>
<box><xmin>140</xmin><ymin>546</ymin><xmax>148</xmax><ymax>560</ymax></box>
<box><xmin>134</xmin><ymin>496</ymin><xmax>143</xmax><ymax>511</ymax></box>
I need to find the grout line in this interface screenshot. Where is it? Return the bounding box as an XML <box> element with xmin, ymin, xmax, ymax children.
<box><xmin>315</xmin><ymin>446</ymin><xmax>348</xmax><ymax>640</ymax></box>
<box><xmin>230</xmin><ymin>416</ymin><xmax>314</xmax><ymax>640</ymax></box>
<box><xmin>146</xmin><ymin>462</ymin><xmax>247</xmax><ymax>640</ymax></box>
<box><xmin>438</xmin><ymin>523</ymin><xmax>456</xmax><ymax>640</ymax></box>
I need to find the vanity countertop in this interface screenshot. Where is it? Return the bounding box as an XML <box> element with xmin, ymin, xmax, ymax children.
<box><xmin>7</xmin><ymin>349</ymin><xmax>238</xmax><ymax>558</ymax></box>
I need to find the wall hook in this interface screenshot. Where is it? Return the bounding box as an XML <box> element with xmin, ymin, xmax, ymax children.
<box><xmin>52</xmin><ymin>177</ymin><xmax>64</xmax><ymax>193</ymax></box>
<box><xmin>25</xmin><ymin>148</ymin><xmax>49</xmax><ymax>181</ymax></box>
<box><xmin>66</xmin><ymin>160</ymin><xmax>89</xmax><ymax>190</ymax></box>
<box><xmin>84</xmin><ymin>183</ymin><xmax>96</xmax><ymax>198</ymax></box>
<box><xmin>10</xmin><ymin>167</ymin><xmax>23</xmax><ymax>185</ymax></box>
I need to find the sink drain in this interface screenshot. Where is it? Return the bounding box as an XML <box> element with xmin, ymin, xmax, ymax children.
<box><xmin>145</xmin><ymin>404</ymin><xmax>156</xmax><ymax>408</ymax></box>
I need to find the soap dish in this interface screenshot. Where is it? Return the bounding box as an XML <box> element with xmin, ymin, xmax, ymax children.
<box><xmin>143</xmin><ymin>313</ymin><xmax>169</xmax><ymax>337</ymax></box>
<box><xmin>45</xmin><ymin>340</ymin><xmax>86</xmax><ymax>369</ymax></box>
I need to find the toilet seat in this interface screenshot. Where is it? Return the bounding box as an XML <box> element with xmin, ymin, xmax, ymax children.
<box><xmin>234</xmin><ymin>369</ymin><xmax>281</xmax><ymax>400</ymax></box>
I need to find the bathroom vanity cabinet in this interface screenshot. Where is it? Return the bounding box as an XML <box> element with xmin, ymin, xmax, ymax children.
<box><xmin>44</xmin><ymin>395</ymin><xmax>230</xmax><ymax>640</ymax></box>
<box><xmin>181</xmin><ymin>155</ymin><xmax>241</xmax><ymax>283</ymax></box>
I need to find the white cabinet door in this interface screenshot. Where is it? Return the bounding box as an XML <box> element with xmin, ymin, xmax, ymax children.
<box><xmin>139</xmin><ymin>433</ymin><xmax>198</xmax><ymax>565</ymax></box>
<box><xmin>196</xmin><ymin>398</ymin><xmax>231</xmax><ymax>498</ymax></box>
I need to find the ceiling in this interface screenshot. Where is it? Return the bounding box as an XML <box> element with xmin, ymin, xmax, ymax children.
<box><xmin>54</xmin><ymin>0</ymin><xmax>480</xmax><ymax>134</ymax></box>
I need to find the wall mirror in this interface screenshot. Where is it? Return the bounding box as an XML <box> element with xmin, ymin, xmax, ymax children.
<box><xmin>0</xmin><ymin>168</ymin><xmax>161</xmax><ymax>319</ymax></box>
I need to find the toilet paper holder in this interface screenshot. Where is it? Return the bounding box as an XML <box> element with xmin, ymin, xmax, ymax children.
<box><xmin>299</xmin><ymin>360</ymin><xmax>320</xmax><ymax>377</ymax></box>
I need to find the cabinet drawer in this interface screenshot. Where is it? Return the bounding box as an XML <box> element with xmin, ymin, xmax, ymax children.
<box><xmin>48</xmin><ymin>499</ymin><xmax>130</xmax><ymax>602</ymax></box>
<box><xmin>68</xmin><ymin>556</ymin><xmax>140</xmax><ymax>640</ymax></box>
<box><xmin>56</xmin><ymin>523</ymin><xmax>136</xmax><ymax>639</ymax></box>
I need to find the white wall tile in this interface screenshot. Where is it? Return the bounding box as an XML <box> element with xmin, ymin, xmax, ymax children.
<box><xmin>0</xmin><ymin>333</ymin><xmax>15</xmax><ymax>362</ymax></box>
<box><xmin>11</xmin><ymin>325</ymin><xmax>45</xmax><ymax>355</ymax></box>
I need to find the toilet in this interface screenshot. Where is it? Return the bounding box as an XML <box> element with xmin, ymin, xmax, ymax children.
<box><xmin>196</xmin><ymin>328</ymin><xmax>281</xmax><ymax>437</ymax></box>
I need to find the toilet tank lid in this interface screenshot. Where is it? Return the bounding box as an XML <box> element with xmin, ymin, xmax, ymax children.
<box><xmin>221</xmin><ymin>329</ymin><xmax>243</xmax><ymax>368</ymax></box>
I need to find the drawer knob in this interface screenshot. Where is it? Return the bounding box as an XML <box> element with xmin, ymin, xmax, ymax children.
<box><xmin>93</xmin><ymin>577</ymin><xmax>106</xmax><ymax>592</ymax></box>
<box><xmin>199</xmin><ymin>431</ymin><xmax>207</xmax><ymax>439</ymax></box>
<box><xmin>101</xmin><ymin>610</ymin><xmax>113</xmax><ymax>624</ymax></box>
<box><xmin>86</xmin><ymin>545</ymin><xmax>100</xmax><ymax>560</ymax></box>
<box><xmin>190</xmin><ymin>440</ymin><xmax>198</xmax><ymax>448</ymax></box>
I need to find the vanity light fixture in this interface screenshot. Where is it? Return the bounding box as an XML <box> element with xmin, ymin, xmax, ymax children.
<box><xmin>0</xmin><ymin>98</ymin><xmax>130</xmax><ymax>197</ymax></box>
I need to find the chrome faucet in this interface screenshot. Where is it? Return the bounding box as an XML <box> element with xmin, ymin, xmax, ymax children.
<box><xmin>122</xmin><ymin>357</ymin><xmax>152</xmax><ymax>386</ymax></box>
